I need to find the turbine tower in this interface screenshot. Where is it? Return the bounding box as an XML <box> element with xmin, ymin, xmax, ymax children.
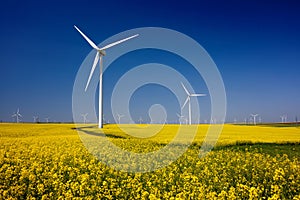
<box><xmin>12</xmin><ymin>108</ymin><xmax>22</xmax><ymax>123</ymax></box>
<box><xmin>181</xmin><ymin>82</ymin><xmax>206</xmax><ymax>125</ymax></box>
<box><xmin>81</xmin><ymin>113</ymin><xmax>88</xmax><ymax>124</ymax></box>
<box><xmin>250</xmin><ymin>114</ymin><xmax>259</xmax><ymax>125</ymax></box>
<box><xmin>74</xmin><ymin>25</ymin><xmax>138</xmax><ymax>128</ymax></box>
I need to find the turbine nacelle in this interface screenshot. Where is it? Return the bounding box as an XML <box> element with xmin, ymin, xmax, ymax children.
<box><xmin>99</xmin><ymin>50</ymin><xmax>106</xmax><ymax>56</ymax></box>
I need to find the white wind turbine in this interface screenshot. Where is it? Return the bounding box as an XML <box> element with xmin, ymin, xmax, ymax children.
<box><xmin>33</xmin><ymin>116</ymin><xmax>39</xmax><ymax>123</ymax></box>
<box><xmin>250</xmin><ymin>114</ymin><xmax>259</xmax><ymax>125</ymax></box>
<box><xmin>176</xmin><ymin>113</ymin><xmax>185</xmax><ymax>125</ymax></box>
<box><xmin>45</xmin><ymin>117</ymin><xmax>50</xmax><ymax>123</ymax></box>
<box><xmin>280</xmin><ymin>115</ymin><xmax>284</xmax><ymax>123</ymax></box>
<box><xmin>74</xmin><ymin>25</ymin><xmax>138</xmax><ymax>128</ymax></box>
<box><xmin>116</xmin><ymin>113</ymin><xmax>124</xmax><ymax>124</ymax></box>
<box><xmin>181</xmin><ymin>82</ymin><xmax>206</xmax><ymax>125</ymax></box>
<box><xmin>184</xmin><ymin>117</ymin><xmax>188</xmax><ymax>124</ymax></box>
<box><xmin>280</xmin><ymin>114</ymin><xmax>287</xmax><ymax>123</ymax></box>
<box><xmin>285</xmin><ymin>115</ymin><xmax>288</xmax><ymax>123</ymax></box>
<box><xmin>81</xmin><ymin>113</ymin><xmax>88</xmax><ymax>124</ymax></box>
<box><xmin>12</xmin><ymin>108</ymin><xmax>22</xmax><ymax>123</ymax></box>
<box><xmin>138</xmin><ymin>117</ymin><xmax>143</xmax><ymax>124</ymax></box>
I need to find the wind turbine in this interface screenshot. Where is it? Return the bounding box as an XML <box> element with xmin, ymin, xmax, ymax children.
<box><xmin>250</xmin><ymin>114</ymin><xmax>258</xmax><ymax>125</ymax></box>
<box><xmin>181</xmin><ymin>82</ymin><xmax>206</xmax><ymax>125</ymax></box>
<box><xmin>234</xmin><ymin>118</ymin><xmax>237</xmax><ymax>124</ymax></box>
<box><xmin>176</xmin><ymin>113</ymin><xmax>185</xmax><ymax>125</ymax></box>
<box><xmin>138</xmin><ymin>117</ymin><xmax>143</xmax><ymax>124</ymax></box>
<box><xmin>184</xmin><ymin>117</ymin><xmax>188</xmax><ymax>124</ymax></box>
<box><xmin>12</xmin><ymin>108</ymin><xmax>22</xmax><ymax>123</ymax></box>
<box><xmin>33</xmin><ymin>116</ymin><xmax>39</xmax><ymax>123</ymax></box>
<box><xmin>45</xmin><ymin>117</ymin><xmax>50</xmax><ymax>123</ymax></box>
<box><xmin>280</xmin><ymin>114</ymin><xmax>287</xmax><ymax>123</ymax></box>
<box><xmin>81</xmin><ymin>113</ymin><xmax>88</xmax><ymax>124</ymax></box>
<box><xmin>116</xmin><ymin>113</ymin><xmax>124</xmax><ymax>124</ymax></box>
<box><xmin>258</xmin><ymin>116</ymin><xmax>262</xmax><ymax>123</ymax></box>
<box><xmin>74</xmin><ymin>25</ymin><xmax>139</xmax><ymax>128</ymax></box>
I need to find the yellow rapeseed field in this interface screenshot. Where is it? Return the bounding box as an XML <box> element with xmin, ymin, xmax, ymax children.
<box><xmin>0</xmin><ymin>123</ymin><xmax>299</xmax><ymax>199</ymax></box>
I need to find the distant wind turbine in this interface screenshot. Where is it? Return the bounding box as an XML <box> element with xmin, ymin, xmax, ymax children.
<box><xmin>176</xmin><ymin>113</ymin><xmax>185</xmax><ymax>125</ymax></box>
<box><xmin>81</xmin><ymin>113</ymin><xmax>88</xmax><ymax>124</ymax></box>
<box><xmin>74</xmin><ymin>25</ymin><xmax>138</xmax><ymax>128</ymax></box>
<box><xmin>210</xmin><ymin>117</ymin><xmax>218</xmax><ymax>124</ymax></box>
<box><xmin>250</xmin><ymin>114</ymin><xmax>259</xmax><ymax>125</ymax></box>
<box><xmin>33</xmin><ymin>116</ymin><xmax>39</xmax><ymax>123</ymax></box>
<box><xmin>181</xmin><ymin>82</ymin><xmax>206</xmax><ymax>125</ymax></box>
<box><xmin>280</xmin><ymin>114</ymin><xmax>287</xmax><ymax>123</ymax></box>
<box><xmin>258</xmin><ymin>116</ymin><xmax>262</xmax><ymax>123</ymax></box>
<box><xmin>184</xmin><ymin>117</ymin><xmax>188</xmax><ymax>124</ymax></box>
<box><xmin>116</xmin><ymin>114</ymin><xmax>124</xmax><ymax>124</ymax></box>
<box><xmin>285</xmin><ymin>115</ymin><xmax>288</xmax><ymax>123</ymax></box>
<box><xmin>45</xmin><ymin>117</ymin><xmax>50</xmax><ymax>123</ymax></box>
<box><xmin>280</xmin><ymin>115</ymin><xmax>284</xmax><ymax>123</ymax></box>
<box><xmin>234</xmin><ymin>118</ymin><xmax>237</xmax><ymax>124</ymax></box>
<box><xmin>138</xmin><ymin>117</ymin><xmax>143</xmax><ymax>124</ymax></box>
<box><xmin>12</xmin><ymin>108</ymin><xmax>22</xmax><ymax>123</ymax></box>
<box><xmin>103</xmin><ymin>114</ymin><xmax>106</xmax><ymax>124</ymax></box>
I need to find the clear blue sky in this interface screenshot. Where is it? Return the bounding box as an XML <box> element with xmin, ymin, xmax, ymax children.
<box><xmin>1</xmin><ymin>0</ymin><xmax>299</xmax><ymax>123</ymax></box>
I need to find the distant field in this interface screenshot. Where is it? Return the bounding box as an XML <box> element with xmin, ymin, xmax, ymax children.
<box><xmin>0</xmin><ymin>123</ymin><xmax>299</xmax><ymax>199</ymax></box>
<box><xmin>78</xmin><ymin>123</ymin><xmax>300</xmax><ymax>146</ymax></box>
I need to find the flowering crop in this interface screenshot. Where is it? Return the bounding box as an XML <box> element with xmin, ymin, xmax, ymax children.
<box><xmin>0</xmin><ymin>123</ymin><xmax>299</xmax><ymax>199</ymax></box>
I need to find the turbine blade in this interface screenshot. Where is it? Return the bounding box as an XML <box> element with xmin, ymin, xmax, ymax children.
<box><xmin>74</xmin><ymin>25</ymin><xmax>100</xmax><ymax>50</ymax></box>
<box><xmin>99</xmin><ymin>34</ymin><xmax>139</xmax><ymax>50</ymax></box>
<box><xmin>85</xmin><ymin>52</ymin><xmax>100</xmax><ymax>91</ymax></box>
<box><xmin>181</xmin><ymin>97</ymin><xmax>189</xmax><ymax>110</ymax></box>
<box><xmin>181</xmin><ymin>82</ymin><xmax>190</xmax><ymax>95</ymax></box>
<box><xmin>190</xmin><ymin>93</ymin><xmax>206</xmax><ymax>97</ymax></box>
